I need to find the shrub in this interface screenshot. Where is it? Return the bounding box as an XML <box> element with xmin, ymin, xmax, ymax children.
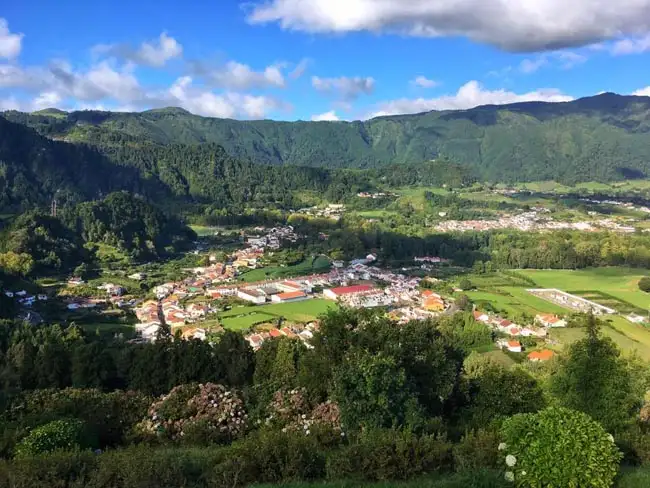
<box><xmin>14</xmin><ymin>419</ymin><xmax>90</xmax><ymax>458</ymax></box>
<box><xmin>137</xmin><ymin>383</ymin><xmax>248</xmax><ymax>445</ymax></box>
<box><xmin>638</xmin><ymin>277</ymin><xmax>650</xmax><ymax>293</ymax></box>
<box><xmin>500</xmin><ymin>407</ymin><xmax>622</xmax><ymax>487</ymax></box>
<box><xmin>453</xmin><ymin>428</ymin><xmax>501</xmax><ymax>472</ymax></box>
<box><xmin>0</xmin><ymin>450</ymin><xmax>96</xmax><ymax>488</ymax></box>
<box><xmin>326</xmin><ymin>429</ymin><xmax>453</xmax><ymax>481</ymax></box>
<box><xmin>211</xmin><ymin>429</ymin><xmax>326</xmax><ymax>486</ymax></box>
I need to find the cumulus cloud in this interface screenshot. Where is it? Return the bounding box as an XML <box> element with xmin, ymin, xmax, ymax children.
<box><xmin>411</xmin><ymin>76</ymin><xmax>438</xmax><ymax>88</ymax></box>
<box><xmin>94</xmin><ymin>32</ymin><xmax>183</xmax><ymax>67</ymax></box>
<box><xmin>0</xmin><ymin>18</ymin><xmax>23</xmax><ymax>59</ymax></box>
<box><xmin>633</xmin><ymin>86</ymin><xmax>650</xmax><ymax>96</ymax></box>
<box><xmin>190</xmin><ymin>60</ymin><xmax>287</xmax><ymax>89</ymax></box>
<box><xmin>167</xmin><ymin>76</ymin><xmax>286</xmax><ymax>118</ymax></box>
<box><xmin>311</xmin><ymin>110</ymin><xmax>340</xmax><ymax>121</ymax></box>
<box><xmin>246</xmin><ymin>0</ymin><xmax>650</xmax><ymax>52</ymax></box>
<box><xmin>312</xmin><ymin>75</ymin><xmax>375</xmax><ymax>100</ymax></box>
<box><xmin>368</xmin><ymin>80</ymin><xmax>573</xmax><ymax>118</ymax></box>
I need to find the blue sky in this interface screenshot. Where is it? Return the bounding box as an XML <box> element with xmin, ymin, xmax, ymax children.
<box><xmin>2</xmin><ymin>0</ymin><xmax>650</xmax><ymax>120</ymax></box>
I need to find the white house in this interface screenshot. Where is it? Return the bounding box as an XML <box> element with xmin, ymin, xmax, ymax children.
<box><xmin>237</xmin><ymin>288</ymin><xmax>267</xmax><ymax>304</ymax></box>
<box><xmin>535</xmin><ymin>314</ymin><xmax>567</xmax><ymax>328</ymax></box>
<box><xmin>507</xmin><ymin>341</ymin><xmax>522</xmax><ymax>353</ymax></box>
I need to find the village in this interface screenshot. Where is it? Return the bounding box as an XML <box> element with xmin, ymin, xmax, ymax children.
<box><xmin>435</xmin><ymin>209</ymin><xmax>638</xmax><ymax>233</ymax></box>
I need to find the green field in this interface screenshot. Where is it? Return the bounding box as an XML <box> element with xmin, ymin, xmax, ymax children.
<box><xmin>239</xmin><ymin>256</ymin><xmax>331</xmax><ymax>283</ymax></box>
<box><xmin>519</xmin><ymin>268</ymin><xmax>650</xmax><ymax>311</ymax></box>
<box><xmin>467</xmin><ymin>269</ymin><xmax>650</xmax><ymax>360</ymax></box>
<box><xmin>219</xmin><ymin>298</ymin><xmax>336</xmax><ymax>330</ymax></box>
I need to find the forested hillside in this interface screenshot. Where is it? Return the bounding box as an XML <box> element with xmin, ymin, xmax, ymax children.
<box><xmin>6</xmin><ymin>93</ymin><xmax>650</xmax><ymax>182</ymax></box>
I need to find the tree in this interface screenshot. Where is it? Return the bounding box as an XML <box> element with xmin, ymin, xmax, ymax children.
<box><xmin>500</xmin><ymin>407</ymin><xmax>622</xmax><ymax>487</ymax></box>
<box><xmin>332</xmin><ymin>350</ymin><xmax>415</xmax><ymax>430</ymax></box>
<box><xmin>639</xmin><ymin>277</ymin><xmax>650</xmax><ymax>293</ymax></box>
<box><xmin>0</xmin><ymin>252</ymin><xmax>34</xmax><ymax>276</ymax></box>
<box><xmin>550</xmin><ymin>313</ymin><xmax>643</xmax><ymax>433</ymax></box>
<box><xmin>458</xmin><ymin>278</ymin><xmax>473</xmax><ymax>291</ymax></box>
<box><xmin>459</xmin><ymin>364</ymin><xmax>546</xmax><ymax>429</ymax></box>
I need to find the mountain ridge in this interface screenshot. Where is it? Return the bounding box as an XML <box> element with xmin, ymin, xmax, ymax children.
<box><xmin>5</xmin><ymin>93</ymin><xmax>650</xmax><ymax>182</ymax></box>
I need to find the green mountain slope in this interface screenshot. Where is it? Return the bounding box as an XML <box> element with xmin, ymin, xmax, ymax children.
<box><xmin>6</xmin><ymin>93</ymin><xmax>650</xmax><ymax>182</ymax></box>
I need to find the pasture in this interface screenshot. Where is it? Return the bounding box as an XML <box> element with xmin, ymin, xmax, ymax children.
<box><xmin>219</xmin><ymin>298</ymin><xmax>335</xmax><ymax>331</ymax></box>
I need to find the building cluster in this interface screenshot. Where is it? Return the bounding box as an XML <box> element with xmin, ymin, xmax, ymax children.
<box><xmin>294</xmin><ymin>204</ymin><xmax>345</xmax><ymax>221</ymax></box>
<box><xmin>474</xmin><ymin>310</ymin><xmax>561</xmax><ymax>362</ymax></box>
<box><xmin>357</xmin><ymin>192</ymin><xmax>396</xmax><ymax>199</ymax></box>
<box><xmin>527</xmin><ymin>289</ymin><xmax>615</xmax><ymax>315</ymax></box>
<box><xmin>581</xmin><ymin>198</ymin><xmax>650</xmax><ymax>214</ymax></box>
<box><xmin>245</xmin><ymin>321</ymin><xmax>320</xmax><ymax>351</ymax></box>
<box><xmin>435</xmin><ymin>210</ymin><xmax>637</xmax><ymax>233</ymax></box>
<box><xmin>3</xmin><ymin>289</ymin><xmax>48</xmax><ymax>307</ymax></box>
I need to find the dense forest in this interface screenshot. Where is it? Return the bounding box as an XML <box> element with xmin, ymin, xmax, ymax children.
<box><xmin>0</xmin><ymin>309</ymin><xmax>645</xmax><ymax>487</ymax></box>
<box><xmin>7</xmin><ymin>93</ymin><xmax>650</xmax><ymax>183</ymax></box>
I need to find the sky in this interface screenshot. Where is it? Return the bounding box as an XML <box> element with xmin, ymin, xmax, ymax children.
<box><xmin>3</xmin><ymin>0</ymin><xmax>650</xmax><ymax>121</ymax></box>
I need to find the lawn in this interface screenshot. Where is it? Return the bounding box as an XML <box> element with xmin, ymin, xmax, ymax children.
<box><xmin>239</xmin><ymin>256</ymin><xmax>331</xmax><ymax>283</ymax></box>
<box><xmin>466</xmin><ymin>287</ymin><xmax>567</xmax><ymax>317</ymax></box>
<box><xmin>549</xmin><ymin>318</ymin><xmax>650</xmax><ymax>361</ymax></box>
<box><xmin>519</xmin><ymin>268</ymin><xmax>650</xmax><ymax>311</ymax></box>
<box><xmin>219</xmin><ymin>299</ymin><xmax>336</xmax><ymax>331</ymax></box>
<box><xmin>480</xmin><ymin>350</ymin><xmax>517</xmax><ymax>368</ymax></box>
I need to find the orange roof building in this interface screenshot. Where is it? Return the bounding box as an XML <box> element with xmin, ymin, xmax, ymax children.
<box><xmin>271</xmin><ymin>290</ymin><xmax>308</xmax><ymax>303</ymax></box>
<box><xmin>528</xmin><ymin>349</ymin><xmax>555</xmax><ymax>362</ymax></box>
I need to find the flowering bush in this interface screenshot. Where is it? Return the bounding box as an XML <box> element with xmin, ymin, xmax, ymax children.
<box><xmin>500</xmin><ymin>407</ymin><xmax>622</xmax><ymax>487</ymax></box>
<box><xmin>137</xmin><ymin>383</ymin><xmax>247</xmax><ymax>445</ymax></box>
<box><xmin>264</xmin><ymin>388</ymin><xmax>343</xmax><ymax>438</ymax></box>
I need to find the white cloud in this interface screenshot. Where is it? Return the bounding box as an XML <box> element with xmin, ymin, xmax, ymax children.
<box><xmin>519</xmin><ymin>57</ymin><xmax>548</xmax><ymax>74</ymax></box>
<box><xmin>368</xmin><ymin>80</ymin><xmax>573</xmax><ymax>118</ymax></box>
<box><xmin>312</xmin><ymin>75</ymin><xmax>375</xmax><ymax>100</ymax></box>
<box><xmin>0</xmin><ymin>18</ymin><xmax>23</xmax><ymax>59</ymax></box>
<box><xmin>198</xmin><ymin>60</ymin><xmax>287</xmax><ymax>89</ymax></box>
<box><xmin>611</xmin><ymin>34</ymin><xmax>650</xmax><ymax>55</ymax></box>
<box><xmin>411</xmin><ymin>76</ymin><xmax>438</xmax><ymax>88</ymax></box>
<box><xmin>246</xmin><ymin>0</ymin><xmax>650</xmax><ymax>52</ymax></box>
<box><xmin>167</xmin><ymin>76</ymin><xmax>285</xmax><ymax>118</ymax></box>
<box><xmin>135</xmin><ymin>33</ymin><xmax>183</xmax><ymax>67</ymax></box>
<box><xmin>633</xmin><ymin>86</ymin><xmax>650</xmax><ymax>96</ymax></box>
<box><xmin>94</xmin><ymin>32</ymin><xmax>183</xmax><ymax>67</ymax></box>
<box><xmin>311</xmin><ymin>110</ymin><xmax>340</xmax><ymax>121</ymax></box>
<box><xmin>519</xmin><ymin>51</ymin><xmax>586</xmax><ymax>74</ymax></box>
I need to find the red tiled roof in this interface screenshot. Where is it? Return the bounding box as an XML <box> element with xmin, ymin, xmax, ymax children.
<box><xmin>277</xmin><ymin>291</ymin><xmax>307</xmax><ymax>300</ymax></box>
<box><xmin>269</xmin><ymin>329</ymin><xmax>282</xmax><ymax>337</ymax></box>
<box><xmin>508</xmin><ymin>341</ymin><xmax>521</xmax><ymax>348</ymax></box>
<box><xmin>328</xmin><ymin>285</ymin><xmax>374</xmax><ymax>296</ymax></box>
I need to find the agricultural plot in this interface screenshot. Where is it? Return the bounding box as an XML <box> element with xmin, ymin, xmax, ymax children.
<box><xmin>569</xmin><ymin>290</ymin><xmax>646</xmax><ymax>315</ymax></box>
<box><xmin>239</xmin><ymin>256</ymin><xmax>331</xmax><ymax>283</ymax></box>
<box><xmin>219</xmin><ymin>299</ymin><xmax>335</xmax><ymax>331</ymax></box>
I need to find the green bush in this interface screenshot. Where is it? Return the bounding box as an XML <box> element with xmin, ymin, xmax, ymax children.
<box><xmin>453</xmin><ymin>429</ymin><xmax>501</xmax><ymax>472</ymax></box>
<box><xmin>617</xmin><ymin>424</ymin><xmax>650</xmax><ymax>466</ymax></box>
<box><xmin>212</xmin><ymin>429</ymin><xmax>326</xmax><ymax>486</ymax></box>
<box><xmin>638</xmin><ymin>277</ymin><xmax>650</xmax><ymax>293</ymax></box>
<box><xmin>326</xmin><ymin>429</ymin><xmax>453</xmax><ymax>481</ymax></box>
<box><xmin>14</xmin><ymin>419</ymin><xmax>91</xmax><ymax>458</ymax></box>
<box><xmin>500</xmin><ymin>407</ymin><xmax>622</xmax><ymax>487</ymax></box>
<box><xmin>0</xmin><ymin>450</ymin><xmax>96</xmax><ymax>488</ymax></box>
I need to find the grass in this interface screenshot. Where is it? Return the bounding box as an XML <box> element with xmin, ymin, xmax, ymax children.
<box><xmin>355</xmin><ymin>210</ymin><xmax>399</xmax><ymax>219</ymax></box>
<box><xmin>518</xmin><ymin>268</ymin><xmax>650</xmax><ymax>311</ymax></box>
<box><xmin>466</xmin><ymin>287</ymin><xmax>567</xmax><ymax>317</ymax></box>
<box><xmin>219</xmin><ymin>298</ymin><xmax>336</xmax><ymax>331</ymax></box>
<box><xmin>239</xmin><ymin>256</ymin><xmax>331</xmax><ymax>283</ymax></box>
<box><xmin>480</xmin><ymin>350</ymin><xmax>517</xmax><ymax>368</ymax></box>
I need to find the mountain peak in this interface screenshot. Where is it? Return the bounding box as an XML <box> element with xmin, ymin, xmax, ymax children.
<box><xmin>143</xmin><ymin>107</ymin><xmax>191</xmax><ymax>116</ymax></box>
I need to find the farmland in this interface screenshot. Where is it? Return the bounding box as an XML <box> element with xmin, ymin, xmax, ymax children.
<box><xmin>218</xmin><ymin>299</ymin><xmax>335</xmax><ymax>331</ymax></box>
<box><xmin>238</xmin><ymin>256</ymin><xmax>331</xmax><ymax>283</ymax></box>
<box><xmin>464</xmin><ymin>268</ymin><xmax>650</xmax><ymax>360</ymax></box>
